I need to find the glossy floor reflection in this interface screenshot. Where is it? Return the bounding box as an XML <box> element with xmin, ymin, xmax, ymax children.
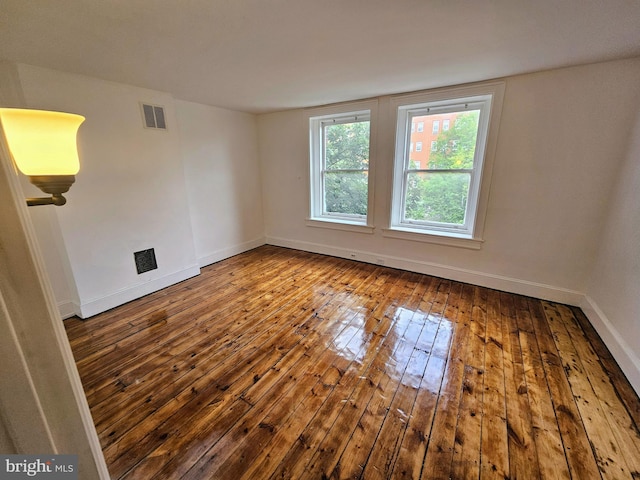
<box><xmin>65</xmin><ymin>246</ymin><xmax>640</xmax><ymax>479</ymax></box>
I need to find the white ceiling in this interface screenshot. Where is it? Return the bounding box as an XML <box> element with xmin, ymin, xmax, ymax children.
<box><xmin>1</xmin><ymin>1</ymin><xmax>640</xmax><ymax>113</ymax></box>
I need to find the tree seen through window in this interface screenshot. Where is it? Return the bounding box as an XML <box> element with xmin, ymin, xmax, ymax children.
<box><xmin>323</xmin><ymin>120</ymin><xmax>370</xmax><ymax>216</ymax></box>
<box><xmin>405</xmin><ymin>111</ymin><xmax>480</xmax><ymax>224</ymax></box>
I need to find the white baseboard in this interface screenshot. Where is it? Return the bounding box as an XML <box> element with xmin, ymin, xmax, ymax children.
<box><xmin>580</xmin><ymin>296</ymin><xmax>640</xmax><ymax>393</ymax></box>
<box><xmin>58</xmin><ymin>301</ymin><xmax>79</xmax><ymax>319</ymax></box>
<box><xmin>198</xmin><ymin>237</ymin><xmax>266</xmax><ymax>268</ymax></box>
<box><xmin>77</xmin><ymin>265</ymin><xmax>201</xmax><ymax>319</ymax></box>
<box><xmin>266</xmin><ymin>236</ymin><xmax>584</xmax><ymax>306</ymax></box>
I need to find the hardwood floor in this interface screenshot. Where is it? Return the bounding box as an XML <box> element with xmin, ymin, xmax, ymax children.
<box><xmin>64</xmin><ymin>246</ymin><xmax>640</xmax><ymax>479</ymax></box>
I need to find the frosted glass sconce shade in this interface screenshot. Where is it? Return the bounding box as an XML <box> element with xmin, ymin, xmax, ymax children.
<box><xmin>0</xmin><ymin>108</ymin><xmax>85</xmax><ymax>206</ymax></box>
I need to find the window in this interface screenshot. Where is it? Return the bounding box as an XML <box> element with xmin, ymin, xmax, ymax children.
<box><xmin>443</xmin><ymin>119</ymin><xmax>450</xmax><ymax>131</ymax></box>
<box><xmin>417</xmin><ymin>121</ymin><xmax>424</xmax><ymax>132</ymax></box>
<box><xmin>416</xmin><ymin>141</ymin><xmax>422</xmax><ymax>152</ymax></box>
<box><xmin>388</xmin><ymin>83</ymin><xmax>504</xmax><ymax>246</ymax></box>
<box><xmin>308</xmin><ymin>104</ymin><xmax>375</xmax><ymax>230</ymax></box>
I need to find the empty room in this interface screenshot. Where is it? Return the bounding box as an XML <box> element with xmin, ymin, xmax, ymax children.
<box><xmin>1</xmin><ymin>1</ymin><xmax>639</xmax><ymax>479</ymax></box>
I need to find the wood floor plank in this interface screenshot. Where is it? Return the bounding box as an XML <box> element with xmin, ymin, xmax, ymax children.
<box><xmin>514</xmin><ymin>296</ymin><xmax>570</xmax><ymax>480</ymax></box>
<box><xmin>78</xmin><ymin>249</ymin><xmax>311</xmax><ymax>394</ymax></box>
<box><xmin>174</xmin><ymin>267</ymin><xmax>388</xmax><ymax>479</ymax></box>
<box><xmin>420</xmin><ymin>282</ymin><xmax>474</xmax><ymax>479</ymax></box>
<box><xmin>294</xmin><ymin>273</ymin><xmax>427</xmax><ymax>479</ymax></box>
<box><xmin>570</xmin><ymin>306</ymin><xmax>640</xmax><ymax>430</ymax></box>
<box><xmin>528</xmin><ymin>299</ymin><xmax>603</xmax><ymax>480</ymax></box>
<box><xmin>106</xmin><ymin>256</ymin><xmax>357</xmax><ymax>477</ymax></box>
<box><xmin>479</xmin><ymin>288</ymin><xmax>509</xmax><ymax>479</ymax></box>
<box><xmin>166</xmin><ymin>265</ymin><xmax>409</xmax><ymax>480</ymax></box>
<box><xmin>557</xmin><ymin>306</ymin><xmax>640</xmax><ymax>477</ymax></box>
<box><xmin>499</xmin><ymin>291</ymin><xmax>541</xmax><ymax>479</ymax></box>
<box><xmin>337</xmin><ymin>280</ymin><xmax>445</xmax><ymax>480</ymax></box>
<box><xmin>268</xmin><ymin>271</ymin><xmax>422</xmax><ymax>480</ymax></box>
<box><xmin>449</xmin><ymin>286</ymin><xmax>487</xmax><ymax>479</ymax></box>
<box><xmin>95</xmin><ymin>253</ymin><xmax>346</xmax><ymax>444</ymax></box>
<box><xmin>543</xmin><ymin>302</ymin><xmax>634</xmax><ymax>478</ymax></box>
<box><xmin>234</xmin><ymin>266</ymin><xmax>399</xmax><ymax>480</ymax></box>
<box><xmin>62</xmin><ymin>246</ymin><xmax>640</xmax><ymax>480</ymax></box>
<box><xmin>390</xmin><ymin>281</ymin><xmax>460</xmax><ymax>480</ymax></box>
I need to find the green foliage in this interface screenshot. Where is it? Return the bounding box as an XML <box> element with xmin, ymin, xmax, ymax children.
<box><xmin>325</xmin><ymin>172</ymin><xmax>368</xmax><ymax>215</ymax></box>
<box><xmin>325</xmin><ymin>121</ymin><xmax>370</xmax><ymax>170</ymax></box>
<box><xmin>405</xmin><ymin>111</ymin><xmax>479</xmax><ymax>224</ymax></box>
<box><xmin>429</xmin><ymin>111</ymin><xmax>479</xmax><ymax>169</ymax></box>
<box><xmin>405</xmin><ymin>172</ymin><xmax>470</xmax><ymax>224</ymax></box>
<box><xmin>324</xmin><ymin>121</ymin><xmax>370</xmax><ymax>216</ymax></box>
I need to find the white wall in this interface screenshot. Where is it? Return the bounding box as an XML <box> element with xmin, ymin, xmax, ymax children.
<box><xmin>26</xmin><ymin>207</ymin><xmax>79</xmax><ymax>317</ymax></box>
<box><xmin>259</xmin><ymin>57</ymin><xmax>640</xmax><ymax>305</ymax></box>
<box><xmin>176</xmin><ymin>100</ymin><xmax>264</xmax><ymax>266</ymax></box>
<box><xmin>17</xmin><ymin>65</ymin><xmax>200</xmax><ymax>318</ymax></box>
<box><xmin>583</xmin><ymin>108</ymin><xmax>640</xmax><ymax>390</ymax></box>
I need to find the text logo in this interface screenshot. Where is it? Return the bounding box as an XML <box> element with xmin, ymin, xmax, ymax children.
<box><xmin>0</xmin><ymin>455</ymin><xmax>77</xmax><ymax>479</ymax></box>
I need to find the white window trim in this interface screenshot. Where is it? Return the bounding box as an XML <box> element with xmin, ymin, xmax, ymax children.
<box><xmin>306</xmin><ymin>218</ymin><xmax>375</xmax><ymax>234</ymax></box>
<box><xmin>389</xmin><ymin>81</ymin><xmax>505</xmax><ymax>248</ymax></box>
<box><xmin>306</xmin><ymin>100</ymin><xmax>378</xmax><ymax>230</ymax></box>
<box><xmin>381</xmin><ymin>227</ymin><xmax>483</xmax><ymax>249</ymax></box>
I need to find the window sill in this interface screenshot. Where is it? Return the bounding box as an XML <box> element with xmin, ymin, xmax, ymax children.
<box><xmin>306</xmin><ymin>218</ymin><xmax>375</xmax><ymax>234</ymax></box>
<box><xmin>382</xmin><ymin>227</ymin><xmax>483</xmax><ymax>250</ymax></box>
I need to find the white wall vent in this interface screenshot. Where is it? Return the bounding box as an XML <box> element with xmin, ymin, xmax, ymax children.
<box><xmin>141</xmin><ymin>103</ymin><xmax>167</xmax><ymax>130</ymax></box>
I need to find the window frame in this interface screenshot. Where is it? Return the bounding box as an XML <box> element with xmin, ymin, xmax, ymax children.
<box><xmin>307</xmin><ymin>100</ymin><xmax>377</xmax><ymax>233</ymax></box>
<box><xmin>386</xmin><ymin>82</ymin><xmax>505</xmax><ymax>248</ymax></box>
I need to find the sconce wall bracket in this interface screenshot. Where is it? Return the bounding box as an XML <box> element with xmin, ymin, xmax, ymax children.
<box><xmin>26</xmin><ymin>175</ymin><xmax>75</xmax><ymax>207</ymax></box>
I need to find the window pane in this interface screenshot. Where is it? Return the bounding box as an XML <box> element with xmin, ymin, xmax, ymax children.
<box><xmin>324</xmin><ymin>171</ymin><xmax>368</xmax><ymax>216</ymax></box>
<box><xmin>404</xmin><ymin>172</ymin><xmax>470</xmax><ymax>225</ymax></box>
<box><xmin>324</xmin><ymin>120</ymin><xmax>370</xmax><ymax>170</ymax></box>
<box><xmin>143</xmin><ymin>104</ymin><xmax>156</xmax><ymax>128</ymax></box>
<box><xmin>153</xmin><ymin>106</ymin><xmax>166</xmax><ymax>129</ymax></box>
<box><xmin>409</xmin><ymin>110</ymin><xmax>480</xmax><ymax>170</ymax></box>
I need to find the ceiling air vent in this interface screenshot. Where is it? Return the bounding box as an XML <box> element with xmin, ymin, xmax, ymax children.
<box><xmin>134</xmin><ymin>248</ymin><xmax>158</xmax><ymax>274</ymax></box>
<box><xmin>141</xmin><ymin>103</ymin><xmax>166</xmax><ymax>130</ymax></box>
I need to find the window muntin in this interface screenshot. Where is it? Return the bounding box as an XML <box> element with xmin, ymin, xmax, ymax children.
<box><xmin>309</xmin><ymin>110</ymin><xmax>371</xmax><ymax>224</ymax></box>
<box><xmin>391</xmin><ymin>94</ymin><xmax>493</xmax><ymax>237</ymax></box>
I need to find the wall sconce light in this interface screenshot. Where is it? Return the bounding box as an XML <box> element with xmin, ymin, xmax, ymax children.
<box><xmin>0</xmin><ymin>108</ymin><xmax>85</xmax><ymax>207</ymax></box>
